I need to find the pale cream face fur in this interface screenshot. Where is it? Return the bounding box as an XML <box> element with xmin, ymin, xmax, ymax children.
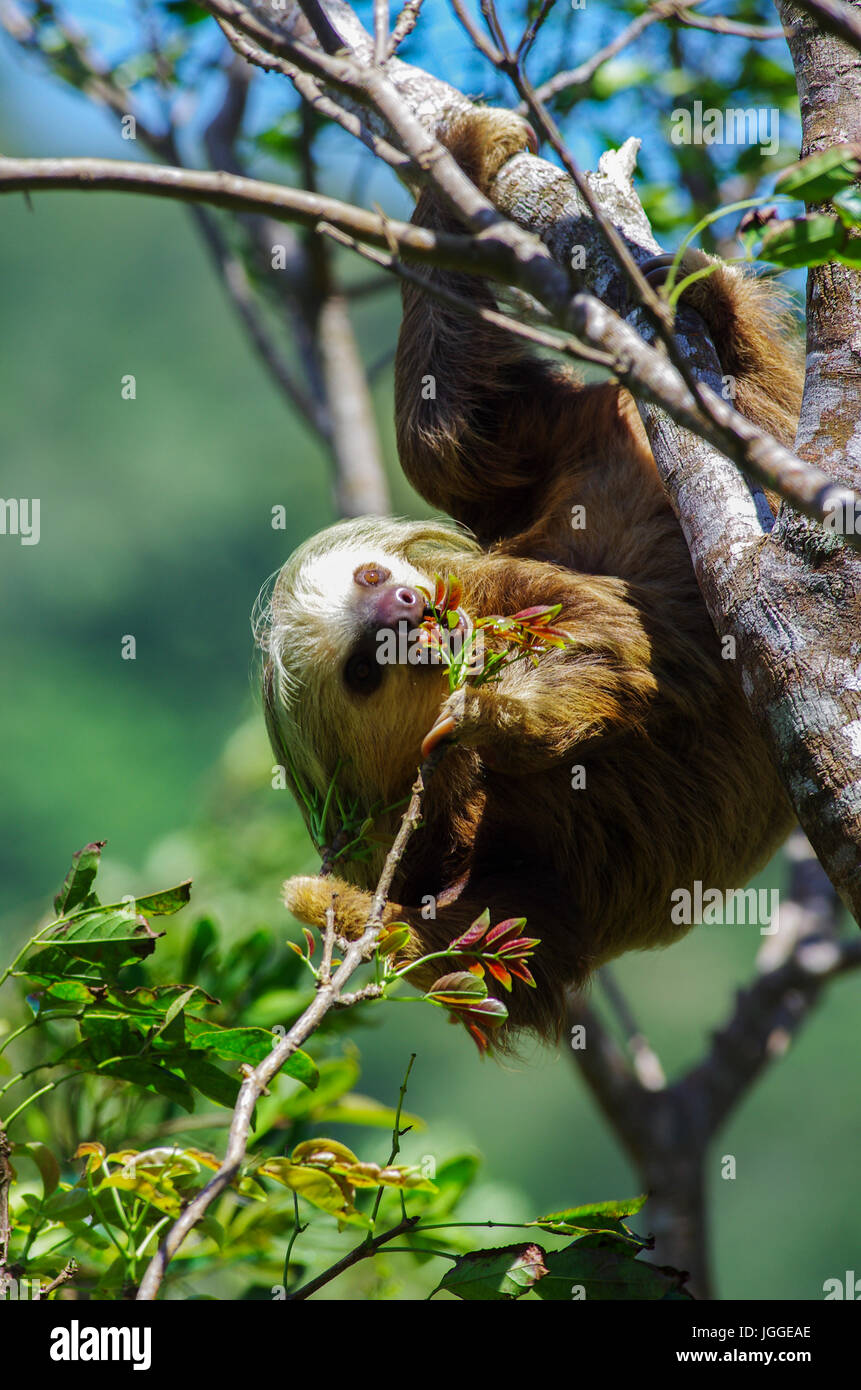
<box><xmin>257</xmin><ymin>517</ymin><xmax>479</xmax><ymax>819</ymax></box>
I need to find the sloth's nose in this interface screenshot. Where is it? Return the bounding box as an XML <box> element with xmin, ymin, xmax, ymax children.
<box><xmin>366</xmin><ymin>582</ymin><xmax>426</xmax><ymax>631</ymax></box>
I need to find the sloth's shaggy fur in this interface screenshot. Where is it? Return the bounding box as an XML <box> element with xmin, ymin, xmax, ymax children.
<box><xmin>259</xmin><ymin>109</ymin><xmax>802</xmax><ymax>1041</ymax></box>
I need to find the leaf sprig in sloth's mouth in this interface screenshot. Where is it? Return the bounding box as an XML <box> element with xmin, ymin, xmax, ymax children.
<box><xmin>417</xmin><ymin>571</ymin><xmax>571</xmax><ymax>694</ymax></box>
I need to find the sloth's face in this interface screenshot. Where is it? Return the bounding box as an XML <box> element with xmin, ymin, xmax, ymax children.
<box><xmin>266</xmin><ymin>541</ymin><xmax>452</xmax><ymax>806</ymax></box>
<box><xmin>339</xmin><ymin>559</ymin><xmax>433</xmax><ymax>697</ymax></box>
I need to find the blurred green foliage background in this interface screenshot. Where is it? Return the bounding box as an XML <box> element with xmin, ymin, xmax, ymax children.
<box><xmin>1</xmin><ymin>0</ymin><xmax>858</xmax><ymax>1300</ymax></box>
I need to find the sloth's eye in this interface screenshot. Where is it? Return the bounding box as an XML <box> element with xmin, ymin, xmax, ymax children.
<box><xmin>344</xmin><ymin>648</ymin><xmax>383</xmax><ymax>696</ymax></box>
<box><xmin>354</xmin><ymin>564</ymin><xmax>391</xmax><ymax>587</ymax></box>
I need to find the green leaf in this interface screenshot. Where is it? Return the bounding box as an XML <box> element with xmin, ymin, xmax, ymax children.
<box><xmin>436</xmin><ymin>1243</ymin><xmax>548</xmax><ymax>1300</ymax></box>
<box><xmin>164</xmin><ymin>0</ymin><xmax>209</xmax><ymax>23</ymax></box>
<box><xmin>99</xmin><ymin>1172</ymin><xmax>182</xmax><ymax>1217</ymax></box>
<box><xmin>36</xmin><ymin>979</ymin><xmax>94</xmax><ymax>1004</ymax></box>
<box><xmin>19</xmin><ymin>949</ymin><xmax>106</xmax><ymax>988</ymax></box>
<box><xmin>73</xmin><ymin>1016</ymin><xmax>140</xmax><ymax>1062</ymax></box>
<box><xmin>534</xmin><ymin>1237</ymin><xmax>692</xmax><ymax>1301</ymax></box>
<box><xmin>100</xmin><ymin>1058</ymin><xmax>195</xmax><ymax>1112</ymax></box>
<box><xmin>158</xmin><ymin>987</ymin><xmax>198</xmax><ymax>1036</ymax></box>
<box><xmin>833</xmin><ymin>186</ymin><xmax>861</xmax><ymax>228</ymax></box>
<box><xmin>279</xmin><ymin>1056</ymin><xmax>357</xmax><ymax>1118</ymax></box>
<box><xmin>759</xmin><ymin>213</ymin><xmax>861</xmax><ymax>269</ymax></box>
<box><xmin>775</xmin><ymin>144</ymin><xmax>861</xmax><ymax>204</ymax></box>
<box><xmin>15</xmin><ymin>1142</ymin><xmax>61</xmax><ymax>1197</ymax></box>
<box><xmin>45</xmin><ymin>908</ymin><xmax>164</xmax><ymax>967</ymax></box>
<box><xmin>286</xmin><ymin>1139</ymin><xmax>436</xmax><ymax>1193</ymax></box>
<box><xmin>53</xmin><ymin>842</ymin><xmax>105</xmax><ymax>915</ymax></box>
<box><xmin>317</xmin><ymin>1092</ymin><xmax>425</xmax><ymax>1131</ymax></box>
<box><xmin>41</xmin><ymin>1185</ymin><xmax>98</xmax><ymax>1223</ymax></box>
<box><xmin>179</xmin><ymin>1054</ymin><xmax>240</xmax><ymax>1110</ymax></box>
<box><xmin>242</xmin><ymin>988</ymin><xmax>314</xmax><ymax>1029</ymax></box>
<box><xmin>432</xmin><ymin>1153</ymin><xmax>480</xmax><ymax>1195</ymax></box>
<box><xmin>258</xmin><ymin>1158</ymin><xmax>371</xmax><ymax>1228</ymax></box>
<box><xmin>134</xmin><ymin>882</ymin><xmax>191</xmax><ymax>917</ymax></box>
<box><xmin>188</xmin><ymin>1025</ymin><xmax>284</xmax><ymax>1067</ymax></box>
<box><xmin>535</xmin><ymin>1194</ymin><xmax>648</xmax><ymax>1227</ymax></box>
<box><xmin>376</xmin><ymin>926</ymin><xmax>412</xmax><ymax>957</ymax></box>
<box><xmin>188</xmin><ymin>1023</ymin><xmax>318</xmax><ymax>1089</ymax></box>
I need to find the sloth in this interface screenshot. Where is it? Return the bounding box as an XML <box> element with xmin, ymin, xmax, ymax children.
<box><xmin>257</xmin><ymin>108</ymin><xmax>802</xmax><ymax>1040</ymax></box>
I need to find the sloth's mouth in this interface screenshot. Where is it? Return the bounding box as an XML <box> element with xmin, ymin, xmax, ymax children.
<box><xmin>421</xmin><ymin>604</ymin><xmax>468</xmax><ymax>634</ymax></box>
<box><xmin>420</xmin><ymin>605</ymin><xmax>471</xmax><ymax>648</ymax></box>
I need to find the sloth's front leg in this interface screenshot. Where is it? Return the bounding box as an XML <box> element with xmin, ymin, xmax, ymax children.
<box><xmin>282</xmin><ymin>874</ymin><xmax>406</xmax><ymax>943</ymax></box>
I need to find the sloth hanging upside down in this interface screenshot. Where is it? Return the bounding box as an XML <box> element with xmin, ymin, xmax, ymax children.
<box><xmin>256</xmin><ymin>107</ymin><xmax>802</xmax><ymax>1040</ymax></box>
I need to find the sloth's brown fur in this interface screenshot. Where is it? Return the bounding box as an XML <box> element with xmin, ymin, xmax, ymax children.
<box><xmin>262</xmin><ymin>109</ymin><xmax>802</xmax><ymax>1042</ymax></box>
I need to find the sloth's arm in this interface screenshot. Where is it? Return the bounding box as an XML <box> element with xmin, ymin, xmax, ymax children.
<box><xmin>394</xmin><ymin>109</ymin><xmax>578</xmax><ymax>524</ymax></box>
<box><xmin>422</xmin><ymin>649</ymin><xmax>658</xmax><ymax>771</ymax></box>
<box><xmin>395</xmin><ymin>110</ymin><xmax>803</xmax><ymax>530</ymax></box>
<box><xmin>422</xmin><ymin>565</ymin><xmax>666</xmax><ymax>770</ymax></box>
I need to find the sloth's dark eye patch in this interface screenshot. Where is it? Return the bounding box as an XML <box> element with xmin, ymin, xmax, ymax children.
<box><xmin>354</xmin><ymin>563</ymin><xmax>391</xmax><ymax>587</ymax></box>
<box><xmin>344</xmin><ymin>647</ymin><xmax>384</xmax><ymax>695</ymax></box>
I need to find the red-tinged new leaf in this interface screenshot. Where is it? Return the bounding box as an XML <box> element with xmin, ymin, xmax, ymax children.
<box><xmin>302</xmin><ymin>928</ymin><xmax>316</xmax><ymax>957</ymax></box>
<box><xmin>513</xmin><ymin>604</ymin><xmax>561</xmax><ymax>624</ymax></box>
<box><xmin>432</xmin><ymin>993</ymin><xmax>484</xmax><ymax>1010</ymax></box>
<box><xmin>377</xmin><ymin>925</ymin><xmax>412</xmax><ymax>957</ymax></box>
<box><xmin>287</xmin><ymin>941</ymin><xmax>305</xmax><ymax>958</ymax></box>
<box><xmin>433</xmin><ymin>574</ymin><xmax>447</xmax><ymax>608</ymax></box>
<box><xmin>497</xmin><ymin>936</ymin><xmax>541</xmax><ymax>957</ymax></box>
<box><xmin>467</xmin><ymin>961</ymin><xmax>486</xmax><ymax>977</ymax></box>
<box><xmin>466</xmin><ymin>1022</ymin><xmax>491</xmax><ymax>1054</ymax></box>
<box><xmin>485</xmin><ymin>917</ymin><xmax>527</xmax><ymax>945</ymax></box>
<box><xmin>426</xmin><ymin>972</ymin><xmax>490</xmax><ymax>1009</ymax></box>
<box><xmin>451</xmin><ymin>909</ymin><xmax>490</xmax><ymax>950</ymax></box>
<box><xmin>430</xmin><ymin>971</ymin><xmax>488</xmax><ymax>998</ymax></box>
<box><xmin>463</xmin><ymin>997</ymin><xmax>508</xmax><ymax>1025</ymax></box>
<box><xmin>507</xmin><ymin>962</ymin><xmax>537</xmax><ymax>988</ymax></box>
<box><xmin>486</xmin><ymin>960</ymin><xmax>512</xmax><ymax>992</ymax></box>
<box><xmin>448</xmin><ymin>575</ymin><xmax>463</xmax><ymax>610</ymax></box>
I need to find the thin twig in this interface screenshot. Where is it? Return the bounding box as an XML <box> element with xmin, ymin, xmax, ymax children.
<box><xmin>215</xmin><ymin>16</ymin><xmax>412</xmax><ymax>172</ymax></box>
<box><xmin>40</xmin><ymin>1260</ymin><xmax>78</xmax><ymax>1298</ymax></box>
<box><xmin>285</xmin><ymin>1213</ymin><xmax>419</xmax><ymax>1299</ymax></box>
<box><xmin>371</xmin><ymin>1052</ymin><xmax>415</xmax><ymax>1224</ymax></box>
<box><xmin>676</xmin><ymin>9</ymin><xmax>789</xmax><ymax>40</ymax></box>
<box><xmin>529</xmin><ymin>0</ymin><xmax>694</xmax><ymax>105</ymax></box>
<box><xmin>138</xmin><ymin>747</ymin><xmax>446</xmax><ymax>1300</ymax></box>
<box><xmin>373</xmin><ymin>0</ymin><xmax>389</xmax><ymax>64</ymax></box>
<box><xmin>387</xmin><ymin>0</ymin><xmax>424</xmax><ymax>57</ymax></box>
<box><xmin>598</xmin><ymin>967</ymin><xmax>667</xmax><ymax>1091</ymax></box>
<box><xmin>0</xmin><ymin>1126</ymin><xmax>12</xmax><ymax>1290</ymax></box>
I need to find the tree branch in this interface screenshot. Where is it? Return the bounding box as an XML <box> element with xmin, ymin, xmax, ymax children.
<box><xmin>789</xmin><ymin>0</ymin><xmax>861</xmax><ymax>51</ymax></box>
<box><xmin>567</xmin><ymin>835</ymin><xmax>860</xmax><ymax>1295</ymax></box>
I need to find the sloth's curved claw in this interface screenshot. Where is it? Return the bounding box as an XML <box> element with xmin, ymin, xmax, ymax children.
<box><xmin>421</xmin><ymin>710</ymin><xmax>459</xmax><ymax>761</ymax></box>
<box><xmin>421</xmin><ymin>688</ymin><xmax>467</xmax><ymax>760</ymax></box>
